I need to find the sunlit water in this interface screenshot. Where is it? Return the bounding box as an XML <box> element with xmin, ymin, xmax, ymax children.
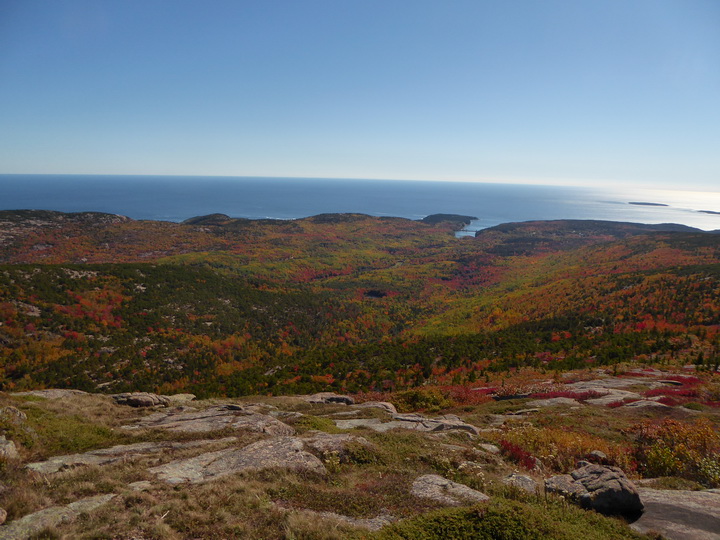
<box><xmin>1</xmin><ymin>175</ymin><xmax>719</xmax><ymax>233</ymax></box>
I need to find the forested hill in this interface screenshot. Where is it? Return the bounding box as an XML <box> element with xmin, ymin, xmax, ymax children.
<box><xmin>0</xmin><ymin>210</ymin><xmax>719</xmax><ymax>396</ymax></box>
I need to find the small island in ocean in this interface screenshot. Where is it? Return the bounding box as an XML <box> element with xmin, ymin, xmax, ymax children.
<box><xmin>420</xmin><ymin>213</ymin><xmax>478</xmax><ymax>225</ymax></box>
<box><xmin>628</xmin><ymin>201</ymin><xmax>669</xmax><ymax>207</ymax></box>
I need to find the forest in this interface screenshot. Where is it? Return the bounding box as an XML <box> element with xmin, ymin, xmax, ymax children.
<box><xmin>0</xmin><ymin>210</ymin><xmax>718</xmax><ymax>398</ymax></box>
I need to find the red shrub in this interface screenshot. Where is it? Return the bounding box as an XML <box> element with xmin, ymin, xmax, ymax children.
<box><xmin>529</xmin><ymin>390</ymin><xmax>604</xmax><ymax>401</ymax></box>
<box><xmin>499</xmin><ymin>439</ymin><xmax>537</xmax><ymax>470</ymax></box>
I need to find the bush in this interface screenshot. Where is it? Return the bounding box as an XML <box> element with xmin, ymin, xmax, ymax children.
<box><xmin>392</xmin><ymin>388</ymin><xmax>452</xmax><ymax>413</ymax></box>
<box><xmin>374</xmin><ymin>499</ymin><xmax>646</xmax><ymax>540</ymax></box>
<box><xmin>629</xmin><ymin>417</ymin><xmax>720</xmax><ymax>487</ymax></box>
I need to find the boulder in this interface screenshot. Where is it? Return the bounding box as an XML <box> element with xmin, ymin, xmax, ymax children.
<box><xmin>149</xmin><ymin>436</ymin><xmax>326</xmax><ymax>484</ymax></box>
<box><xmin>304</xmin><ymin>392</ymin><xmax>355</xmax><ymax>406</ymax></box>
<box><xmin>0</xmin><ymin>494</ymin><xmax>114</xmax><ymax>540</ymax></box>
<box><xmin>123</xmin><ymin>405</ymin><xmax>294</xmax><ymax>435</ymax></box>
<box><xmin>545</xmin><ymin>462</ymin><xmax>643</xmax><ymax>517</ymax></box>
<box><xmin>111</xmin><ymin>392</ymin><xmax>170</xmax><ymax>408</ymax></box>
<box><xmin>631</xmin><ymin>488</ymin><xmax>720</xmax><ymax>540</ymax></box>
<box><xmin>355</xmin><ymin>401</ymin><xmax>397</xmax><ymax>414</ymax></box>
<box><xmin>503</xmin><ymin>474</ymin><xmax>539</xmax><ymax>494</ymax></box>
<box><xmin>0</xmin><ymin>437</ymin><xmax>19</xmax><ymax>461</ymax></box>
<box><xmin>411</xmin><ymin>474</ymin><xmax>489</xmax><ymax>506</ymax></box>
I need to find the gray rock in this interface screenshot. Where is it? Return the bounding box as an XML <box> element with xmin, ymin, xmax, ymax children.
<box><xmin>355</xmin><ymin>401</ymin><xmax>397</xmax><ymax>414</ymax></box>
<box><xmin>0</xmin><ymin>494</ymin><xmax>114</xmax><ymax>540</ymax></box>
<box><xmin>26</xmin><ymin>437</ymin><xmax>237</xmax><ymax>474</ymax></box>
<box><xmin>411</xmin><ymin>474</ymin><xmax>489</xmax><ymax>506</ymax></box>
<box><xmin>0</xmin><ymin>437</ymin><xmax>19</xmax><ymax>461</ymax></box>
<box><xmin>503</xmin><ymin>474</ymin><xmax>539</xmax><ymax>494</ymax></box>
<box><xmin>10</xmin><ymin>389</ymin><xmax>88</xmax><ymax>399</ymax></box>
<box><xmin>123</xmin><ymin>405</ymin><xmax>294</xmax><ymax>435</ymax></box>
<box><xmin>0</xmin><ymin>406</ymin><xmax>27</xmax><ymax>423</ymax></box>
<box><xmin>304</xmin><ymin>392</ymin><xmax>355</xmax><ymax>405</ymax></box>
<box><xmin>526</xmin><ymin>397</ymin><xmax>581</xmax><ymax>408</ymax></box>
<box><xmin>621</xmin><ymin>400</ymin><xmax>671</xmax><ymax>410</ymax></box>
<box><xmin>545</xmin><ymin>463</ymin><xmax>643</xmax><ymax>517</ymax></box>
<box><xmin>112</xmin><ymin>392</ymin><xmax>170</xmax><ymax>408</ymax></box>
<box><xmin>391</xmin><ymin>413</ymin><xmax>480</xmax><ymax>435</ymax></box>
<box><xmin>478</xmin><ymin>443</ymin><xmax>501</xmax><ymax>454</ymax></box>
<box><xmin>335</xmin><ymin>418</ymin><xmax>384</xmax><ymax>430</ymax></box>
<box><xmin>302</xmin><ymin>431</ymin><xmax>373</xmax><ymax>462</ymax></box>
<box><xmin>127</xmin><ymin>481</ymin><xmax>153</xmax><ymax>492</ymax></box>
<box><xmin>166</xmin><ymin>393</ymin><xmax>196</xmax><ymax>403</ymax></box>
<box><xmin>631</xmin><ymin>488</ymin><xmax>720</xmax><ymax>540</ymax></box>
<box><xmin>505</xmin><ymin>408</ymin><xmax>540</xmax><ymax>416</ymax></box>
<box><xmin>290</xmin><ymin>508</ymin><xmax>395</xmax><ymax>531</ymax></box>
<box><xmin>584</xmin><ymin>389</ymin><xmax>644</xmax><ymax>406</ymax></box>
<box><xmin>150</xmin><ymin>436</ymin><xmax>327</xmax><ymax>484</ymax></box>
<box><xmin>334</xmin><ymin>413</ymin><xmax>479</xmax><ymax>435</ymax></box>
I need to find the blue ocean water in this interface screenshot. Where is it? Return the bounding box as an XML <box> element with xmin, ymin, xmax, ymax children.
<box><xmin>1</xmin><ymin>175</ymin><xmax>719</xmax><ymax>233</ymax></box>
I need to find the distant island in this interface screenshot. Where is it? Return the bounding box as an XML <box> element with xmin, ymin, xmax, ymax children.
<box><xmin>699</xmin><ymin>210</ymin><xmax>720</xmax><ymax>215</ymax></box>
<box><xmin>628</xmin><ymin>201</ymin><xmax>669</xmax><ymax>207</ymax></box>
<box><xmin>420</xmin><ymin>213</ymin><xmax>478</xmax><ymax>225</ymax></box>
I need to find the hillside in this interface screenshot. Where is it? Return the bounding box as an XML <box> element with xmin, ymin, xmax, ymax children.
<box><xmin>0</xmin><ymin>211</ymin><xmax>718</xmax><ymax>397</ymax></box>
<box><xmin>0</xmin><ymin>210</ymin><xmax>719</xmax><ymax>538</ymax></box>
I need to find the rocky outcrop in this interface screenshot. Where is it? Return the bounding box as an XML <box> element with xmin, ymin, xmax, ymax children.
<box><xmin>150</xmin><ymin>436</ymin><xmax>327</xmax><ymax>484</ymax></box>
<box><xmin>111</xmin><ymin>392</ymin><xmax>170</xmax><ymax>408</ymax></box>
<box><xmin>304</xmin><ymin>392</ymin><xmax>355</xmax><ymax>405</ymax></box>
<box><xmin>631</xmin><ymin>488</ymin><xmax>720</xmax><ymax>540</ymax></box>
<box><xmin>302</xmin><ymin>431</ymin><xmax>373</xmax><ymax>463</ymax></box>
<box><xmin>411</xmin><ymin>474</ymin><xmax>489</xmax><ymax>506</ymax></box>
<box><xmin>0</xmin><ymin>494</ymin><xmax>115</xmax><ymax>540</ymax></box>
<box><xmin>545</xmin><ymin>462</ymin><xmax>643</xmax><ymax>517</ymax></box>
<box><xmin>334</xmin><ymin>412</ymin><xmax>479</xmax><ymax>435</ymax></box>
<box><xmin>355</xmin><ymin>401</ymin><xmax>397</xmax><ymax>414</ymax></box>
<box><xmin>26</xmin><ymin>437</ymin><xmax>237</xmax><ymax>474</ymax></box>
<box><xmin>286</xmin><ymin>508</ymin><xmax>395</xmax><ymax>531</ymax></box>
<box><xmin>123</xmin><ymin>405</ymin><xmax>294</xmax><ymax>435</ymax></box>
<box><xmin>526</xmin><ymin>397</ymin><xmax>581</xmax><ymax>408</ymax></box>
<box><xmin>10</xmin><ymin>389</ymin><xmax>88</xmax><ymax>399</ymax></box>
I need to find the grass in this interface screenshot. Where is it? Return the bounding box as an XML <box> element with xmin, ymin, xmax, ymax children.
<box><xmin>1</xmin><ymin>374</ymin><xmax>718</xmax><ymax>538</ymax></box>
<box><xmin>373</xmin><ymin>499</ymin><xmax>647</xmax><ymax>540</ymax></box>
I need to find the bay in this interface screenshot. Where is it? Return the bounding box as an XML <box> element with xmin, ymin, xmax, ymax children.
<box><xmin>1</xmin><ymin>174</ymin><xmax>719</xmax><ymax>232</ymax></box>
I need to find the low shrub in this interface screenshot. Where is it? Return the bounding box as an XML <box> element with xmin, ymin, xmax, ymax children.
<box><xmin>373</xmin><ymin>498</ymin><xmax>646</xmax><ymax>540</ymax></box>
<box><xmin>628</xmin><ymin>417</ymin><xmax>720</xmax><ymax>487</ymax></box>
<box><xmin>489</xmin><ymin>425</ymin><xmax>634</xmax><ymax>473</ymax></box>
<box><xmin>392</xmin><ymin>388</ymin><xmax>452</xmax><ymax>413</ymax></box>
<box><xmin>499</xmin><ymin>440</ymin><xmax>537</xmax><ymax>470</ymax></box>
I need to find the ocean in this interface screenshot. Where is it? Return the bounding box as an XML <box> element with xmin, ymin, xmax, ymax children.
<box><xmin>1</xmin><ymin>175</ymin><xmax>719</xmax><ymax>234</ymax></box>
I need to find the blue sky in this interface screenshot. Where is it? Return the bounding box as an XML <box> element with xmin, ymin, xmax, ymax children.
<box><xmin>1</xmin><ymin>0</ymin><xmax>718</xmax><ymax>190</ymax></box>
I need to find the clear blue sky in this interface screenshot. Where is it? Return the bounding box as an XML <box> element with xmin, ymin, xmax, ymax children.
<box><xmin>1</xmin><ymin>0</ymin><xmax>718</xmax><ymax>190</ymax></box>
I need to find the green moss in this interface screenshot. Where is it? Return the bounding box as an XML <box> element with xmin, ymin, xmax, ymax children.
<box><xmin>22</xmin><ymin>407</ymin><xmax>121</xmax><ymax>456</ymax></box>
<box><xmin>292</xmin><ymin>415</ymin><xmax>341</xmax><ymax>434</ymax></box>
<box><xmin>374</xmin><ymin>499</ymin><xmax>645</xmax><ymax>540</ymax></box>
